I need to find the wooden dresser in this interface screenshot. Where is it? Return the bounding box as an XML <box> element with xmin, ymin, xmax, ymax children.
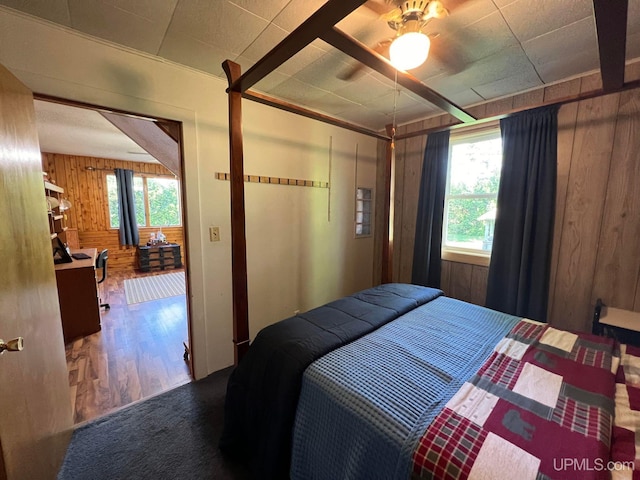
<box><xmin>54</xmin><ymin>248</ymin><xmax>101</xmax><ymax>343</ymax></box>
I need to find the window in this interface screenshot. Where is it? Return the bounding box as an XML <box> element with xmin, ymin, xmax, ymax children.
<box><xmin>355</xmin><ymin>187</ymin><xmax>372</xmax><ymax>237</ymax></box>
<box><xmin>107</xmin><ymin>174</ymin><xmax>181</xmax><ymax>228</ymax></box>
<box><xmin>443</xmin><ymin>126</ymin><xmax>502</xmax><ymax>256</ymax></box>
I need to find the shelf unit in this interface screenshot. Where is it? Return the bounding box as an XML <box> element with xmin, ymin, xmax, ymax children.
<box><xmin>44</xmin><ymin>180</ymin><xmax>68</xmax><ymax>242</ymax></box>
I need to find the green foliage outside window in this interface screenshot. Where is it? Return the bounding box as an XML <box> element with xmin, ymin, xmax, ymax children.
<box><xmin>148</xmin><ymin>177</ymin><xmax>180</xmax><ymax>226</ymax></box>
<box><xmin>445</xmin><ymin>135</ymin><xmax>502</xmax><ymax>251</ymax></box>
<box><xmin>107</xmin><ymin>174</ymin><xmax>180</xmax><ymax>228</ymax></box>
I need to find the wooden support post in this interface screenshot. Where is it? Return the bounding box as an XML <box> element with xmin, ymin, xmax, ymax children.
<box><xmin>381</xmin><ymin>124</ymin><xmax>395</xmax><ymax>284</ymax></box>
<box><xmin>223</xmin><ymin>60</ymin><xmax>250</xmax><ymax>364</ymax></box>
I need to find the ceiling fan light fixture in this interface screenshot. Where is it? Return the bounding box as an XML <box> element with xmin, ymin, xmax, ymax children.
<box><xmin>389</xmin><ymin>31</ymin><xmax>430</xmax><ymax>71</ymax></box>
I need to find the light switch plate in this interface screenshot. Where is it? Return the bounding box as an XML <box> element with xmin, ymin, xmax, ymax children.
<box><xmin>209</xmin><ymin>226</ymin><xmax>220</xmax><ymax>242</ymax></box>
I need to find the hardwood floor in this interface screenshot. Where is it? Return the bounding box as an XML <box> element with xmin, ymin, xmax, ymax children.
<box><xmin>65</xmin><ymin>268</ymin><xmax>191</xmax><ymax>424</ymax></box>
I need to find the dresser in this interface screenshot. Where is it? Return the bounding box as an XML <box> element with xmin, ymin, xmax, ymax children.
<box><xmin>54</xmin><ymin>248</ymin><xmax>101</xmax><ymax>343</ymax></box>
<box><xmin>138</xmin><ymin>244</ymin><xmax>182</xmax><ymax>272</ymax></box>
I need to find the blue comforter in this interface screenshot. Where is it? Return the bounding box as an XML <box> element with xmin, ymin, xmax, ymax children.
<box><xmin>219</xmin><ymin>283</ymin><xmax>443</xmax><ymax>479</ymax></box>
<box><xmin>290</xmin><ymin>296</ymin><xmax>520</xmax><ymax>480</ymax></box>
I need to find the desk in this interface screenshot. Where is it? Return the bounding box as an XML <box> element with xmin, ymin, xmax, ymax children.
<box><xmin>54</xmin><ymin>248</ymin><xmax>101</xmax><ymax>343</ymax></box>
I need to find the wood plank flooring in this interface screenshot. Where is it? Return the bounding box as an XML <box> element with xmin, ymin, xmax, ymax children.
<box><xmin>65</xmin><ymin>268</ymin><xmax>191</xmax><ymax>424</ymax></box>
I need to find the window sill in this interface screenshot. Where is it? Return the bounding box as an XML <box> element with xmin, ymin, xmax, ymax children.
<box><xmin>442</xmin><ymin>250</ymin><xmax>491</xmax><ymax>267</ymax></box>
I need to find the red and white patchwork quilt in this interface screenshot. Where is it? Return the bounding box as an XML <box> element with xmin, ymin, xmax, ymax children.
<box><xmin>412</xmin><ymin>319</ymin><xmax>622</xmax><ymax>480</ymax></box>
<box><xmin>611</xmin><ymin>344</ymin><xmax>640</xmax><ymax>479</ymax></box>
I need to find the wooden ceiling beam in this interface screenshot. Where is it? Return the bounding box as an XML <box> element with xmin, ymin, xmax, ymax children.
<box><xmin>593</xmin><ymin>0</ymin><xmax>628</xmax><ymax>92</ymax></box>
<box><xmin>320</xmin><ymin>27</ymin><xmax>476</xmax><ymax>124</ymax></box>
<box><xmin>228</xmin><ymin>0</ymin><xmax>367</xmax><ymax>93</ymax></box>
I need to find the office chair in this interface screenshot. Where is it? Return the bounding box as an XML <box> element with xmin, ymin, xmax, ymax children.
<box><xmin>96</xmin><ymin>249</ymin><xmax>110</xmax><ymax>310</ymax></box>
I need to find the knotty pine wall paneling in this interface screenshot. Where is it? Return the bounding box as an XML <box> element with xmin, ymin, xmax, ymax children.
<box><xmin>42</xmin><ymin>153</ymin><xmax>185</xmax><ymax>272</ymax></box>
<box><xmin>375</xmin><ymin>61</ymin><xmax>640</xmax><ymax>331</ymax></box>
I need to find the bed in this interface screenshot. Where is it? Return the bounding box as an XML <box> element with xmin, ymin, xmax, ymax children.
<box><xmin>220</xmin><ymin>283</ymin><xmax>640</xmax><ymax>480</ymax></box>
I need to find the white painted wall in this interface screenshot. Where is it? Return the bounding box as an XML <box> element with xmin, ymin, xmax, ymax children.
<box><xmin>0</xmin><ymin>7</ymin><xmax>378</xmax><ymax>377</ymax></box>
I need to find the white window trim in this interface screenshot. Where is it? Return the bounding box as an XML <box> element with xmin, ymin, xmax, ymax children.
<box><xmin>442</xmin><ymin>121</ymin><xmax>501</xmax><ymax>261</ymax></box>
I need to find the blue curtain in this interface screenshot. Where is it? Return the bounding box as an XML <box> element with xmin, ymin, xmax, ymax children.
<box><xmin>485</xmin><ymin>105</ymin><xmax>559</xmax><ymax>321</ymax></box>
<box><xmin>115</xmin><ymin>168</ymin><xmax>139</xmax><ymax>246</ymax></box>
<box><xmin>411</xmin><ymin>130</ymin><xmax>450</xmax><ymax>288</ymax></box>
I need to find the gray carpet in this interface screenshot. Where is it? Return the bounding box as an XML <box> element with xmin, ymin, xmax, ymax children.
<box><xmin>58</xmin><ymin>367</ymin><xmax>250</xmax><ymax>480</ymax></box>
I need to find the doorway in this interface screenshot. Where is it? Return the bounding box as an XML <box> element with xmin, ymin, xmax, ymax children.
<box><xmin>35</xmin><ymin>96</ymin><xmax>193</xmax><ymax>424</ymax></box>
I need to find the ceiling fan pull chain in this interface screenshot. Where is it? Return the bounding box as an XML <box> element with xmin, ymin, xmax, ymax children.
<box><xmin>391</xmin><ymin>70</ymin><xmax>398</xmax><ymax>150</ymax></box>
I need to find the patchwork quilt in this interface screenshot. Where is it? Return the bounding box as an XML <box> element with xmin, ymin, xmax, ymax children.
<box><xmin>412</xmin><ymin>320</ymin><xmax>621</xmax><ymax>480</ymax></box>
<box><xmin>611</xmin><ymin>344</ymin><xmax>640</xmax><ymax>479</ymax></box>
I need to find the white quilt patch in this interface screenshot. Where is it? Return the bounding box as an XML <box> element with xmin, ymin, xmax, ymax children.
<box><xmin>622</xmin><ymin>346</ymin><xmax>640</xmax><ymax>386</ymax></box>
<box><xmin>539</xmin><ymin>327</ymin><xmax>578</xmax><ymax>353</ymax></box>
<box><xmin>468</xmin><ymin>432</ymin><xmax>540</xmax><ymax>480</ymax></box>
<box><xmin>512</xmin><ymin>362</ymin><xmax>562</xmax><ymax>408</ymax></box>
<box><xmin>446</xmin><ymin>383</ymin><xmax>499</xmax><ymax>427</ymax></box>
<box><xmin>494</xmin><ymin>338</ymin><xmax>529</xmax><ymax>360</ymax></box>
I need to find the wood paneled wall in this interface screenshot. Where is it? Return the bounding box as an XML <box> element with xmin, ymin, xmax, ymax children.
<box><xmin>42</xmin><ymin>153</ymin><xmax>185</xmax><ymax>271</ymax></box>
<box><xmin>376</xmin><ymin>62</ymin><xmax>640</xmax><ymax>332</ymax></box>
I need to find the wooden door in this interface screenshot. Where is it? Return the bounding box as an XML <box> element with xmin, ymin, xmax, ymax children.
<box><xmin>0</xmin><ymin>64</ymin><xmax>73</xmax><ymax>478</ymax></box>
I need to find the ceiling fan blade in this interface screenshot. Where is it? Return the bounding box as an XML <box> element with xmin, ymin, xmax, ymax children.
<box><xmin>427</xmin><ymin>33</ymin><xmax>467</xmax><ymax>74</ymax></box>
<box><xmin>363</xmin><ymin>0</ymin><xmax>403</xmax><ymax>22</ymax></box>
<box><xmin>363</xmin><ymin>0</ymin><xmax>394</xmax><ymax>16</ymax></box>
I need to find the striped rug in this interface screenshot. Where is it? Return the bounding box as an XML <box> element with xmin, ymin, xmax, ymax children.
<box><xmin>124</xmin><ymin>272</ymin><xmax>186</xmax><ymax>305</ymax></box>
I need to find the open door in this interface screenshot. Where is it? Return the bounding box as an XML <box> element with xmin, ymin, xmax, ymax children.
<box><xmin>0</xmin><ymin>64</ymin><xmax>73</xmax><ymax>478</ymax></box>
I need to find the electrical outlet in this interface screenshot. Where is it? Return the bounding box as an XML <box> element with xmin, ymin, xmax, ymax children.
<box><xmin>209</xmin><ymin>226</ymin><xmax>220</xmax><ymax>242</ymax></box>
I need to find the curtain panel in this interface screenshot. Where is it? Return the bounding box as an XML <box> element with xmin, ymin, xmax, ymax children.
<box><xmin>411</xmin><ymin>130</ymin><xmax>450</xmax><ymax>288</ymax></box>
<box><xmin>115</xmin><ymin>168</ymin><xmax>140</xmax><ymax>247</ymax></box>
<box><xmin>485</xmin><ymin>105</ymin><xmax>560</xmax><ymax>322</ymax></box>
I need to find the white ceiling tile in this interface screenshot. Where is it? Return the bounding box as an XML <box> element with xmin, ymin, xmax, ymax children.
<box><xmin>500</xmin><ymin>0</ymin><xmax>592</xmax><ymax>43</ymax></box>
<box><xmin>363</xmin><ymin>89</ymin><xmax>430</xmax><ymax>116</ymax></box>
<box><xmin>100</xmin><ymin>0</ymin><xmax>178</xmax><ymax>24</ymax></box>
<box><xmin>0</xmin><ymin>0</ymin><xmax>70</xmax><ymax>25</ymax></box>
<box><xmin>67</xmin><ymin>0</ymin><xmax>178</xmax><ymax>54</ymax></box>
<box><xmin>433</xmin><ymin>11</ymin><xmax>519</xmax><ymax>72</ymax></box>
<box><xmin>332</xmin><ymin>75</ymin><xmax>396</xmax><ymax>106</ymax></box>
<box><xmin>393</xmin><ymin>103</ymin><xmax>440</xmax><ymax>126</ymax></box>
<box><xmin>522</xmin><ymin>16</ymin><xmax>599</xmax><ymax>83</ymax></box>
<box><xmin>228</xmin><ymin>0</ymin><xmax>291</xmax><ymax>22</ymax></box>
<box><xmin>432</xmin><ymin>0</ymin><xmax>498</xmax><ymax>33</ymax></box>
<box><xmin>167</xmin><ymin>0</ymin><xmax>268</xmax><ymax>55</ymax></box>
<box><xmin>473</xmin><ymin>70</ymin><xmax>544</xmax><ymax>100</ymax></box>
<box><xmin>427</xmin><ymin>45</ymin><xmax>535</xmax><ymax>95</ymax></box>
<box><xmin>293</xmin><ymin>50</ymin><xmax>357</xmax><ymax>93</ymax></box>
<box><xmin>446</xmin><ymin>89</ymin><xmax>486</xmax><ymax>107</ymax></box>
<box><xmin>247</xmin><ymin>67</ymin><xmax>291</xmax><ymax>92</ymax></box>
<box><xmin>271</xmin><ymin>0</ymin><xmax>325</xmax><ymax>31</ymax></box>
<box><xmin>158</xmin><ymin>31</ymin><xmax>231</xmax><ymax>77</ymax></box>
<box><xmin>334</xmin><ymin>104</ymin><xmax>391</xmax><ymax>130</ymax></box>
<box><xmin>263</xmin><ymin>77</ymin><xmax>329</xmax><ymax>105</ymax></box>
<box><xmin>239</xmin><ymin>24</ymin><xmax>326</xmax><ymax>76</ymax></box>
<box><xmin>303</xmin><ymin>93</ymin><xmax>360</xmax><ymax>115</ymax></box>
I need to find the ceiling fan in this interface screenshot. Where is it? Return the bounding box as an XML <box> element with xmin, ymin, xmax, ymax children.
<box><xmin>339</xmin><ymin>0</ymin><xmax>450</xmax><ymax>80</ymax></box>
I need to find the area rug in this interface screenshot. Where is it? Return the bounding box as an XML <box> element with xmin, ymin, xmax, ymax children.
<box><xmin>124</xmin><ymin>271</ymin><xmax>186</xmax><ymax>305</ymax></box>
<box><xmin>57</xmin><ymin>367</ymin><xmax>250</xmax><ymax>480</ymax></box>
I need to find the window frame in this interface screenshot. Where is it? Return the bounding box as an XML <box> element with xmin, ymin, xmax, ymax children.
<box><xmin>355</xmin><ymin>186</ymin><xmax>373</xmax><ymax>238</ymax></box>
<box><xmin>442</xmin><ymin>122</ymin><xmax>502</xmax><ymax>265</ymax></box>
<box><xmin>106</xmin><ymin>172</ymin><xmax>182</xmax><ymax>229</ymax></box>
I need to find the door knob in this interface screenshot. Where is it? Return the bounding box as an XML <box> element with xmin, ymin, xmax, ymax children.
<box><xmin>0</xmin><ymin>337</ymin><xmax>24</xmax><ymax>354</ymax></box>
